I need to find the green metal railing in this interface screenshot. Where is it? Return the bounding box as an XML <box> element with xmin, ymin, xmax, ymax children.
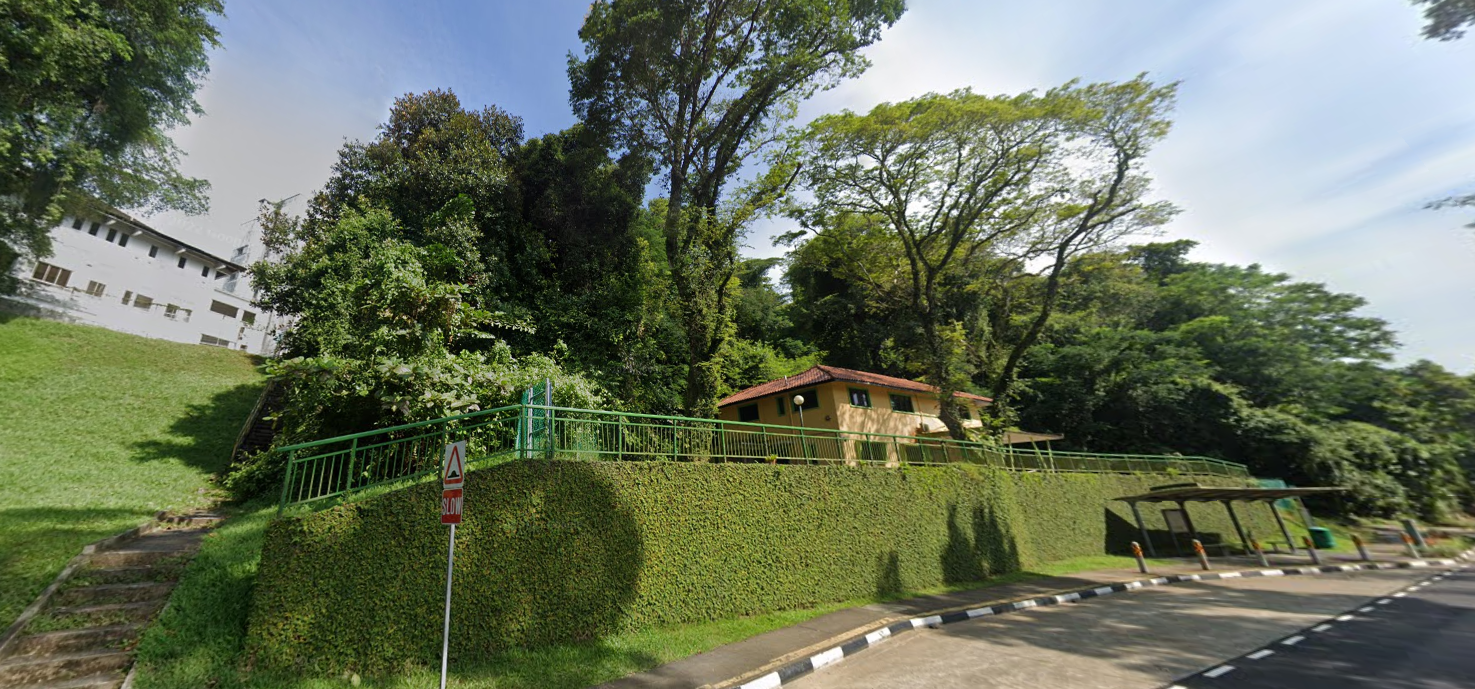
<box><xmin>275</xmin><ymin>404</ymin><xmax>1250</xmax><ymax>510</ymax></box>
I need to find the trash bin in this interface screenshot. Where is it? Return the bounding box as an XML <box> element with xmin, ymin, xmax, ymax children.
<box><xmin>1308</xmin><ymin>527</ymin><xmax>1336</xmax><ymax>550</ymax></box>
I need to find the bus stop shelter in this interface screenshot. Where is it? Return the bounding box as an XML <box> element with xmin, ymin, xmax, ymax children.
<box><xmin>1114</xmin><ymin>484</ymin><xmax>1345</xmax><ymax>558</ymax></box>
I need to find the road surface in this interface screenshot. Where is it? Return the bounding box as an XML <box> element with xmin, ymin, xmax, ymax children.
<box><xmin>788</xmin><ymin>564</ymin><xmax>1471</xmax><ymax>689</ymax></box>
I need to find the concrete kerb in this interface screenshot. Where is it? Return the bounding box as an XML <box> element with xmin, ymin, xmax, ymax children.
<box><xmin>719</xmin><ymin>549</ymin><xmax>1475</xmax><ymax>689</ymax></box>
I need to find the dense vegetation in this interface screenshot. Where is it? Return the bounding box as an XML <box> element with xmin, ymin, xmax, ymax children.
<box><xmin>245</xmin><ymin>460</ymin><xmax>1270</xmax><ymax>674</ymax></box>
<box><xmin>229</xmin><ymin>1</ymin><xmax>1473</xmax><ymax>522</ymax></box>
<box><xmin>0</xmin><ymin>316</ymin><xmax>263</xmax><ymax>625</ymax></box>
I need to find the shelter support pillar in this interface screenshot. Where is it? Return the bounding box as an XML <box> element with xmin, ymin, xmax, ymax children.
<box><xmin>1176</xmin><ymin>500</ymin><xmax>1201</xmax><ymax>544</ymax></box>
<box><xmin>1222</xmin><ymin>500</ymin><xmax>1250</xmax><ymax>553</ymax></box>
<box><xmin>1130</xmin><ymin>501</ymin><xmax>1156</xmax><ymax>558</ymax></box>
<box><xmin>1270</xmin><ymin>502</ymin><xmax>1298</xmax><ymax>554</ymax></box>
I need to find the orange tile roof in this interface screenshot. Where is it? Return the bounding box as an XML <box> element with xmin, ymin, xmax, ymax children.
<box><xmin>717</xmin><ymin>365</ymin><xmax>992</xmax><ymax>407</ymax></box>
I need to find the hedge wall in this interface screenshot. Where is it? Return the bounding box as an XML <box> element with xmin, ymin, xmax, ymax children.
<box><xmin>246</xmin><ymin>461</ymin><xmax>1274</xmax><ymax>673</ymax></box>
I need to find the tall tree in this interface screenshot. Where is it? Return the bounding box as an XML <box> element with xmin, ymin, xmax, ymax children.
<box><xmin>790</xmin><ymin>78</ymin><xmax>1178</xmax><ymax>437</ymax></box>
<box><xmin>0</xmin><ymin>0</ymin><xmax>222</xmax><ymax>293</ymax></box>
<box><xmin>569</xmin><ymin>0</ymin><xmax>905</xmax><ymax>416</ymax></box>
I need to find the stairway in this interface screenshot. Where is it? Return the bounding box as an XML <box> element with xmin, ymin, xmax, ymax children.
<box><xmin>230</xmin><ymin>380</ymin><xmax>284</xmax><ymax>463</ymax></box>
<box><xmin>0</xmin><ymin>513</ymin><xmax>222</xmax><ymax>689</ymax></box>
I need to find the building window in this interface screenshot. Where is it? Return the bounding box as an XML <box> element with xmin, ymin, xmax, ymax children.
<box><xmin>148</xmin><ymin>245</ymin><xmax>158</xmax><ymax>258</ymax></box>
<box><xmin>84</xmin><ymin>281</ymin><xmax>106</xmax><ymax>297</ymax></box>
<box><xmin>209</xmin><ymin>300</ymin><xmax>239</xmax><ymax>318</ymax></box>
<box><xmin>177</xmin><ymin>256</ymin><xmax>187</xmax><ymax>269</ymax></box>
<box><xmin>737</xmin><ymin>404</ymin><xmax>760</xmax><ymax>423</ymax></box>
<box><xmin>889</xmin><ymin>394</ymin><xmax>915</xmax><ymax>413</ymax></box>
<box><xmin>199</xmin><ymin>334</ymin><xmax>231</xmax><ymax>348</ymax></box>
<box><xmin>201</xmin><ymin>265</ymin><xmax>210</xmax><ymax>277</ymax></box>
<box><xmin>793</xmin><ymin>389</ymin><xmax>819</xmax><ymax>410</ymax></box>
<box><xmin>117</xmin><ymin>233</ymin><xmax>129</xmax><ymax>247</ymax></box>
<box><xmin>776</xmin><ymin>397</ymin><xmax>786</xmax><ymax>415</ymax></box>
<box><xmin>121</xmin><ymin>290</ymin><xmax>133</xmax><ymax>306</ymax></box>
<box><xmin>30</xmin><ymin>262</ymin><xmax>71</xmax><ymax>287</ymax></box>
<box><xmin>71</xmin><ymin>218</ymin><xmax>84</xmax><ymax>230</ymax></box>
<box><xmin>88</xmin><ymin>222</ymin><xmax>101</xmax><ymax>236</ymax></box>
<box><xmin>164</xmin><ymin>304</ymin><xmax>193</xmax><ymax>321</ymax></box>
<box><xmin>133</xmin><ymin>294</ymin><xmax>154</xmax><ymax>310</ymax></box>
<box><xmin>848</xmin><ymin>387</ymin><xmax>872</xmax><ymax>408</ymax></box>
<box><xmin>242</xmin><ymin>311</ymin><xmax>256</xmax><ymax>325</ymax></box>
<box><xmin>105</xmin><ymin>228</ymin><xmax>118</xmax><ymax>243</ymax></box>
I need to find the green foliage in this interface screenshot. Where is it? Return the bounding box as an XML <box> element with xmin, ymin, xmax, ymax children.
<box><xmin>0</xmin><ymin>316</ymin><xmax>263</xmax><ymax>626</ymax></box>
<box><xmin>788</xmin><ymin>77</ymin><xmax>1180</xmax><ymax>436</ymax></box>
<box><xmin>569</xmin><ymin>0</ymin><xmax>904</xmax><ymax>416</ymax></box>
<box><xmin>1002</xmin><ymin>242</ymin><xmax>1470</xmax><ymax>520</ymax></box>
<box><xmin>0</xmin><ymin>0</ymin><xmax>221</xmax><ymax>292</ymax></box>
<box><xmin>246</xmin><ymin>460</ymin><xmax>1268</xmax><ymax>674</ymax></box>
<box><xmin>1412</xmin><ymin>0</ymin><xmax>1475</xmax><ymax>40</ymax></box>
<box><xmin>238</xmin><ymin>200</ymin><xmax>605</xmax><ymax>499</ymax></box>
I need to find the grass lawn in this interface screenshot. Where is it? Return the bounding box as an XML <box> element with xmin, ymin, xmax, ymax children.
<box><xmin>0</xmin><ymin>315</ymin><xmax>264</xmax><ymax>626</ymax></box>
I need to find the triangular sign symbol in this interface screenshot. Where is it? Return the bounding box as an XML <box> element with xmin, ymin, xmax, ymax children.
<box><xmin>444</xmin><ymin>444</ymin><xmax>464</xmax><ymax>481</ymax></box>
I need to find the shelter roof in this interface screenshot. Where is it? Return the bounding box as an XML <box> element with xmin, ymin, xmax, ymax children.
<box><xmin>1114</xmin><ymin>484</ymin><xmax>1345</xmax><ymax>503</ymax></box>
<box><xmin>717</xmin><ymin>365</ymin><xmax>992</xmax><ymax>408</ymax></box>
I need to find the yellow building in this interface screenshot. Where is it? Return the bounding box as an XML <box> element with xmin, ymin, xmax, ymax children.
<box><xmin>716</xmin><ymin>365</ymin><xmax>993</xmax><ymax>438</ymax></box>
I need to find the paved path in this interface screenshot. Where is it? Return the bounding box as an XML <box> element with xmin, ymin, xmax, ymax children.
<box><xmin>787</xmin><ymin>566</ymin><xmax>1446</xmax><ymax>689</ymax></box>
<box><xmin>1173</xmin><ymin>564</ymin><xmax>1475</xmax><ymax>689</ymax></box>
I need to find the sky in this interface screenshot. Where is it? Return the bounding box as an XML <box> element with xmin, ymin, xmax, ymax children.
<box><xmin>151</xmin><ymin>0</ymin><xmax>1475</xmax><ymax>372</ymax></box>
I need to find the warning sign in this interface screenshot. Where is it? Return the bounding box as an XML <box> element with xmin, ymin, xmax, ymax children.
<box><xmin>441</xmin><ymin>488</ymin><xmax>463</xmax><ymax>525</ymax></box>
<box><xmin>443</xmin><ymin>441</ymin><xmax>467</xmax><ymax>491</ymax></box>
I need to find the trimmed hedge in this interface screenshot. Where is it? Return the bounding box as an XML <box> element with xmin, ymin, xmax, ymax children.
<box><xmin>247</xmin><ymin>461</ymin><xmax>1273</xmax><ymax>674</ymax></box>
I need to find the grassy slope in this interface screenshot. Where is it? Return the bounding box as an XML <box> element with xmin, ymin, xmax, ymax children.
<box><xmin>0</xmin><ymin>315</ymin><xmax>264</xmax><ymax>625</ymax></box>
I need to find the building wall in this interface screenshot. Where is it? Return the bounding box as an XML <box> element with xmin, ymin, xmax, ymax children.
<box><xmin>2</xmin><ymin>214</ymin><xmax>276</xmax><ymax>354</ymax></box>
<box><xmin>720</xmin><ymin>381</ymin><xmax>989</xmax><ymax>438</ymax></box>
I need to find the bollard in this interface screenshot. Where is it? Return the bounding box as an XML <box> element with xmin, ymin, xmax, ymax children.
<box><xmin>1401</xmin><ymin>518</ymin><xmax>1429</xmax><ymax>548</ymax></box>
<box><xmin>1401</xmin><ymin>532</ymin><xmax>1421</xmax><ymax>558</ymax></box>
<box><xmin>1303</xmin><ymin>536</ymin><xmax>1322</xmax><ymax>565</ymax></box>
<box><xmin>1131</xmin><ymin>541</ymin><xmax>1149</xmax><ymax>574</ymax></box>
<box><xmin>1352</xmin><ymin>534</ymin><xmax>1372</xmax><ymax>562</ymax></box>
<box><xmin>1252</xmin><ymin>539</ymin><xmax>1270</xmax><ymax>568</ymax></box>
<box><xmin>1192</xmin><ymin>539</ymin><xmax>1211</xmax><ymax>571</ymax></box>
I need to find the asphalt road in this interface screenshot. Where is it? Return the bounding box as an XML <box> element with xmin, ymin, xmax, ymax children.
<box><xmin>787</xmin><ymin>566</ymin><xmax>1462</xmax><ymax>689</ymax></box>
<box><xmin>1170</xmin><ymin>564</ymin><xmax>1475</xmax><ymax>689</ymax></box>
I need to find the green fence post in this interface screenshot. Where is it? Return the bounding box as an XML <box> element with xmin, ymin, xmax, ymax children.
<box><xmin>277</xmin><ymin>449</ymin><xmax>295</xmax><ymax>513</ymax></box>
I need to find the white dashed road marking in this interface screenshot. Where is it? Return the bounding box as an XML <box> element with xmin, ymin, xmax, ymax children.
<box><xmin>1281</xmin><ymin>635</ymin><xmax>1306</xmax><ymax>646</ymax></box>
<box><xmin>1358</xmin><ymin>606</ymin><xmax>1375</xmax><ymax>613</ymax></box>
<box><xmin>1336</xmin><ymin>614</ymin><xmax>1355</xmax><ymax>621</ymax></box>
<box><xmin>1312</xmin><ymin>623</ymin><xmax>1333</xmax><ymax>632</ymax></box>
<box><xmin>1203</xmin><ymin>665</ymin><xmax>1236</xmax><ymax>678</ymax></box>
<box><xmin>1247</xmin><ymin>649</ymin><xmax>1275</xmax><ymax>660</ymax></box>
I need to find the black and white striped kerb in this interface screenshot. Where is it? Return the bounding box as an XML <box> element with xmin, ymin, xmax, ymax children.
<box><xmin>732</xmin><ymin>551</ymin><xmax>1475</xmax><ymax>689</ymax></box>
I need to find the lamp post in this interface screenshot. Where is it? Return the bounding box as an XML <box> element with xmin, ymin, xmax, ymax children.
<box><xmin>793</xmin><ymin>394</ymin><xmax>808</xmax><ymax>463</ymax></box>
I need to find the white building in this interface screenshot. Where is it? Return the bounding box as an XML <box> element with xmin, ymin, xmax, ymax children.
<box><xmin>2</xmin><ymin>207</ymin><xmax>278</xmax><ymax>355</ymax></box>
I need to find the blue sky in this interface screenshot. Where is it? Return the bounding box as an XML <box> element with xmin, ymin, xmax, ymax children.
<box><xmin>154</xmin><ymin>0</ymin><xmax>1475</xmax><ymax>372</ymax></box>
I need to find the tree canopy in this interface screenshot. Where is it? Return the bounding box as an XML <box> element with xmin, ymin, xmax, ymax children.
<box><xmin>0</xmin><ymin>0</ymin><xmax>221</xmax><ymax>292</ymax></box>
<box><xmin>569</xmin><ymin>0</ymin><xmax>905</xmax><ymax>416</ymax></box>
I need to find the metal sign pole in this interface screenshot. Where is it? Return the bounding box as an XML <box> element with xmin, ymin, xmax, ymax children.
<box><xmin>439</xmin><ymin>522</ymin><xmax>456</xmax><ymax>689</ymax></box>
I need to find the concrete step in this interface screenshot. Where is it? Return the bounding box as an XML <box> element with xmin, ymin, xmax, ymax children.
<box><xmin>54</xmin><ymin>582</ymin><xmax>172</xmax><ymax>608</ymax></box>
<box><xmin>40</xmin><ymin>601</ymin><xmax>163</xmax><ymax>629</ymax></box>
<box><xmin>0</xmin><ymin>650</ymin><xmax>131</xmax><ymax>687</ymax></box>
<box><xmin>7</xmin><ymin>625</ymin><xmax>142</xmax><ymax>658</ymax></box>
<box><xmin>86</xmin><ymin>545</ymin><xmax>194</xmax><ymax>569</ymax></box>
<box><xmin>68</xmin><ymin>565</ymin><xmax>180</xmax><ymax>587</ymax></box>
<box><xmin>11</xmin><ymin>672</ymin><xmax>126</xmax><ymax>689</ymax></box>
<box><xmin>151</xmin><ymin>511</ymin><xmax>225</xmax><ymax>529</ymax></box>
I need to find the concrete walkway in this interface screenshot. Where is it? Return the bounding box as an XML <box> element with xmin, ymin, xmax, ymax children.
<box><xmin>596</xmin><ymin>543</ymin><xmax>1448</xmax><ymax>689</ymax></box>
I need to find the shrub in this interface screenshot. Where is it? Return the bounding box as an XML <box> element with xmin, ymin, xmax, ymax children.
<box><xmin>247</xmin><ymin>461</ymin><xmax>1272</xmax><ymax>674</ymax></box>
